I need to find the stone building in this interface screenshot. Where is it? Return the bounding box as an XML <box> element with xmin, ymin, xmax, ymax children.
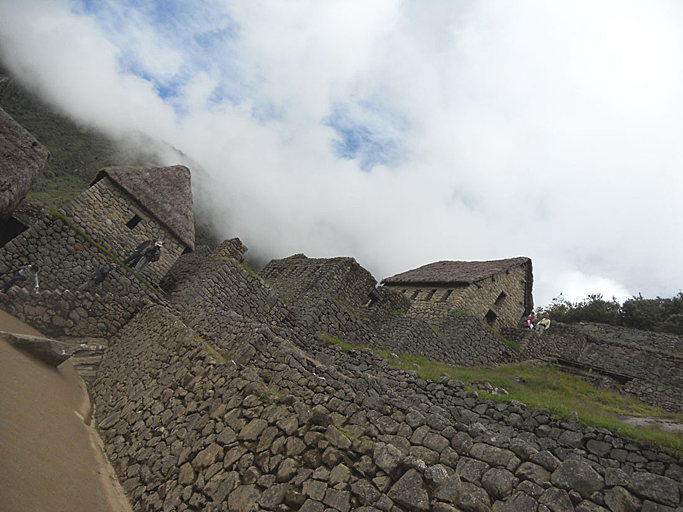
<box><xmin>381</xmin><ymin>257</ymin><xmax>533</xmax><ymax>329</ymax></box>
<box><xmin>0</xmin><ymin>106</ymin><xmax>50</xmax><ymax>246</ymax></box>
<box><xmin>59</xmin><ymin>165</ymin><xmax>195</xmax><ymax>285</ymax></box>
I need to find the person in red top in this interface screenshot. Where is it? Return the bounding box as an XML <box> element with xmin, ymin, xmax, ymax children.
<box><xmin>524</xmin><ymin>313</ymin><xmax>536</xmax><ymax>329</ymax></box>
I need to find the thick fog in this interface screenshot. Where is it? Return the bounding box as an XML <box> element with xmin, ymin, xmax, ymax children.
<box><xmin>2</xmin><ymin>0</ymin><xmax>683</xmax><ymax>307</ymax></box>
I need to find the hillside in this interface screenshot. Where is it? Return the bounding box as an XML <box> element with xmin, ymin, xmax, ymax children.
<box><xmin>0</xmin><ymin>66</ymin><xmax>219</xmax><ymax>247</ymax></box>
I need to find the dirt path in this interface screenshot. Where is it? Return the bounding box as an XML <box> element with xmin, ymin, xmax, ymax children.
<box><xmin>0</xmin><ymin>313</ymin><xmax>132</xmax><ymax>512</ymax></box>
<box><xmin>616</xmin><ymin>415</ymin><xmax>683</xmax><ymax>434</ymax></box>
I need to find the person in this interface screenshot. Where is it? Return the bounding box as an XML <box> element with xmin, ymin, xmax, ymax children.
<box><xmin>536</xmin><ymin>317</ymin><xmax>551</xmax><ymax>334</ymax></box>
<box><xmin>78</xmin><ymin>263</ymin><xmax>116</xmax><ymax>292</ymax></box>
<box><xmin>134</xmin><ymin>240</ymin><xmax>163</xmax><ymax>272</ymax></box>
<box><xmin>523</xmin><ymin>313</ymin><xmax>536</xmax><ymax>329</ymax></box>
<box><xmin>122</xmin><ymin>240</ymin><xmax>155</xmax><ymax>267</ymax></box>
<box><xmin>2</xmin><ymin>264</ymin><xmax>40</xmax><ymax>294</ymax></box>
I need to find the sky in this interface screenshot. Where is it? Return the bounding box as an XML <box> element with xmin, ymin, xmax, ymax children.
<box><xmin>1</xmin><ymin>0</ymin><xmax>683</xmax><ymax>308</ymax></box>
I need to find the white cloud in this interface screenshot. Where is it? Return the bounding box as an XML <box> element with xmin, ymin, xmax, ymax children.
<box><xmin>1</xmin><ymin>0</ymin><xmax>683</xmax><ymax>308</ymax></box>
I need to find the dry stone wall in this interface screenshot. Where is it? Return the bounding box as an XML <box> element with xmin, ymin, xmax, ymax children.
<box><xmin>0</xmin><ymin>286</ymin><xmax>144</xmax><ymax>338</ymax></box>
<box><xmin>170</xmin><ymin>257</ymin><xmax>290</xmax><ymax>342</ymax></box>
<box><xmin>436</xmin><ymin>313</ymin><xmax>517</xmax><ymax>367</ymax></box>
<box><xmin>92</xmin><ymin>303</ymin><xmax>683</xmax><ymax>512</ymax></box>
<box><xmin>580</xmin><ymin>323</ymin><xmax>683</xmax><ymax>356</ymax></box>
<box><xmin>0</xmin><ymin>211</ymin><xmax>159</xmax><ymax>297</ymax></box>
<box><xmin>579</xmin><ymin>335</ymin><xmax>683</xmax><ymax>389</ymax></box>
<box><xmin>624</xmin><ymin>379</ymin><xmax>683</xmax><ymax>414</ymax></box>
<box><xmin>0</xmin><ymin>213</ymin><xmax>159</xmax><ymax>337</ymax></box>
<box><xmin>260</xmin><ymin>256</ymin><xmax>378</xmax><ymax>310</ymax></box>
<box><xmin>353</xmin><ymin>286</ymin><xmax>411</xmax><ymax>332</ymax></box>
<box><xmin>59</xmin><ymin>177</ymin><xmax>185</xmax><ymax>285</ymax></box>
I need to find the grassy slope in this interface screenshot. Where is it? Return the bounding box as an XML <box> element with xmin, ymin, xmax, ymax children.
<box><xmin>322</xmin><ymin>334</ymin><xmax>683</xmax><ymax>456</ymax></box>
<box><xmin>0</xmin><ymin>72</ymin><xmax>119</xmax><ymax>206</ymax></box>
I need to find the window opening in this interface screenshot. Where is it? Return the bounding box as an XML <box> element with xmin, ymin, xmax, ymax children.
<box><xmin>440</xmin><ymin>290</ymin><xmax>453</xmax><ymax>302</ymax></box>
<box><xmin>126</xmin><ymin>214</ymin><xmax>142</xmax><ymax>229</ymax></box>
<box><xmin>494</xmin><ymin>291</ymin><xmax>507</xmax><ymax>306</ymax></box>
<box><xmin>425</xmin><ymin>289</ymin><xmax>437</xmax><ymax>301</ymax></box>
<box><xmin>485</xmin><ymin>309</ymin><xmax>497</xmax><ymax>325</ymax></box>
<box><xmin>410</xmin><ymin>289</ymin><xmax>421</xmax><ymax>300</ymax></box>
<box><xmin>365</xmin><ymin>289</ymin><xmax>381</xmax><ymax>307</ymax></box>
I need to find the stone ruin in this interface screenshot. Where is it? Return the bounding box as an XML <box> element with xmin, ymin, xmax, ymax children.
<box><xmin>1</xmin><ymin>115</ymin><xmax>682</xmax><ymax>512</ymax></box>
<box><xmin>381</xmin><ymin>258</ymin><xmax>533</xmax><ymax>331</ymax></box>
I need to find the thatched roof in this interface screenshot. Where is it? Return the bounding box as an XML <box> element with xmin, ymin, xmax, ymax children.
<box><xmin>382</xmin><ymin>257</ymin><xmax>531</xmax><ymax>286</ymax></box>
<box><xmin>91</xmin><ymin>165</ymin><xmax>195</xmax><ymax>250</ymax></box>
<box><xmin>0</xmin><ymin>107</ymin><xmax>50</xmax><ymax>220</ymax></box>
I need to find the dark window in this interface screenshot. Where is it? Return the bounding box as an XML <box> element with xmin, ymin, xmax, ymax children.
<box><xmin>401</xmin><ymin>289</ymin><xmax>407</xmax><ymax>295</ymax></box>
<box><xmin>365</xmin><ymin>289</ymin><xmax>381</xmax><ymax>307</ymax></box>
<box><xmin>440</xmin><ymin>290</ymin><xmax>453</xmax><ymax>302</ymax></box>
<box><xmin>425</xmin><ymin>289</ymin><xmax>437</xmax><ymax>301</ymax></box>
<box><xmin>0</xmin><ymin>217</ymin><xmax>29</xmax><ymax>248</ymax></box>
<box><xmin>410</xmin><ymin>289</ymin><xmax>421</xmax><ymax>300</ymax></box>
<box><xmin>494</xmin><ymin>291</ymin><xmax>507</xmax><ymax>306</ymax></box>
<box><xmin>126</xmin><ymin>214</ymin><xmax>142</xmax><ymax>229</ymax></box>
<box><xmin>485</xmin><ymin>309</ymin><xmax>497</xmax><ymax>325</ymax></box>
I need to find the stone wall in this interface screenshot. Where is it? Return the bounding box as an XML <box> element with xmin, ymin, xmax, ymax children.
<box><xmin>0</xmin><ymin>214</ymin><xmax>157</xmax><ymax>299</ymax></box>
<box><xmin>580</xmin><ymin>323</ymin><xmax>683</xmax><ymax>356</ymax></box>
<box><xmin>59</xmin><ymin>177</ymin><xmax>185</xmax><ymax>285</ymax></box>
<box><xmin>624</xmin><ymin>379</ymin><xmax>683</xmax><ymax>414</ymax></box>
<box><xmin>392</xmin><ymin>284</ymin><xmax>468</xmax><ymax>322</ymax></box>
<box><xmin>579</xmin><ymin>335</ymin><xmax>683</xmax><ymax>389</ymax></box>
<box><xmin>260</xmin><ymin>255</ymin><xmax>378</xmax><ymax>310</ymax></box>
<box><xmin>437</xmin><ymin>313</ymin><xmax>518</xmax><ymax>366</ymax></box>
<box><xmin>353</xmin><ymin>285</ymin><xmax>411</xmax><ymax>332</ymax></box>
<box><xmin>92</xmin><ymin>303</ymin><xmax>683</xmax><ymax>512</ymax></box>
<box><xmin>0</xmin><ymin>212</ymin><xmax>162</xmax><ymax>341</ymax></box>
<box><xmin>0</xmin><ymin>286</ymin><xmax>145</xmax><ymax>338</ymax></box>
<box><xmin>393</xmin><ymin>264</ymin><xmax>529</xmax><ymax>330</ymax></box>
<box><xmin>170</xmin><ymin>255</ymin><xmax>291</xmax><ymax>356</ymax></box>
<box><xmin>292</xmin><ymin>294</ymin><xmax>376</xmax><ymax>348</ymax></box>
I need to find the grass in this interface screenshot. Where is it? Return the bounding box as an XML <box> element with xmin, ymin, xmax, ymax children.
<box><xmin>379</xmin><ymin>351</ymin><xmax>683</xmax><ymax>456</ymax></box>
<box><xmin>483</xmin><ymin>321</ymin><xmax>521</xmax><ymax>352</ymax></box>
<box><xmin>51</xmin><ymin>210</ymin><xmax>161</xmax><ymax>295</ymax></box>
<box><xmin>319</xmin><ymin>332</ymin><xmax>364</xmax><ymax>352</ymax></box>
<box><xmin>334</xmin><ymin>299</ymin><xmax>363</xmax><ymax>323</ymax></box>
<box><xmin>240</xmin><ymin>261</ymin><xmax>261</xmax><ymax>279</ymax></box>
<box><xmin>204</xmin><ymin>342</ymin><xmax>227</xmax><ymax>364</ymax></box>
<box><xmin>26</xmin><ymin>175</ymin><xmax>90</xmax><ymax>207</ymax></box>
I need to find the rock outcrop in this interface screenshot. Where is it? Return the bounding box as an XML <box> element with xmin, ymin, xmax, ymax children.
<box><xmin>0</xmin><ymin>106</ymin><xmax>50</xmax><ymax>220</ymax></box>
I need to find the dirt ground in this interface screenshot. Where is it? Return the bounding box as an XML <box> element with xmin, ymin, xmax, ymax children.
<box><xmin>0</xmin><ymin>311</ymin><xmax>132</xmax><ymax>512</ymax></box>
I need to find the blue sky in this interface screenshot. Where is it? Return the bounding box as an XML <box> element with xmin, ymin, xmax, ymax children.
<box><xmin>72</xmin><ymin>0</ymin><xmax>407</xmax><ymax>172</ymax></box>
<box><xmin>2</xmin><ymin>0</ymin><xmax>683</xmax><ymax>306</ymax></box>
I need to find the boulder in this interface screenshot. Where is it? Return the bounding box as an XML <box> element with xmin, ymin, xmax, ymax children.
<box><xmin>552</xmin><ymin>460</ymin><xmax>605</xmax><ymax>499</ymax></box>
<box><xmin>387</xmin><ymin>469</ymin><xmax>430</xmax><ymax>512</ymax></box>
<box><xmin>0</xmin><ymin>107</ymin><xmax>49</xmax><ymax>220</ymax></box>
<box><xmin>2</xmin><ymin>332</ymin><xmax>73</xmax><ymax>366</ymax></box>
<box><xmin>628</xmin><ymin>472</ymin><xmax>680</xmax><ymax>507</ymax></box>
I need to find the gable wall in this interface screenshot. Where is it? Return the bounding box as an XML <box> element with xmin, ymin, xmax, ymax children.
<box><xmin>261</xmin><ymin>257</ymin><xmax>378</xmax><ymax>309</ymax></box>
<box><xmin>59</xmin><ymin>177</ymin><xmax>185</xmax><ymax>285</ymax></box>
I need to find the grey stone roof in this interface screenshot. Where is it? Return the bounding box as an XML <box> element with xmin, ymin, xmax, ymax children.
<box><xmin>381</xmin><ymin>257</ymin><xmax>531</xmax><ymax>286</ymax></box>
<box><xmin>92</xmin><ymin>165</ymin><xmax>195</xmax><ymax>250</ymax></box>
<box><xmin>0</xmin><ymin>107</ymin><xmax>50</xmax><ymax>220</ymax></box>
